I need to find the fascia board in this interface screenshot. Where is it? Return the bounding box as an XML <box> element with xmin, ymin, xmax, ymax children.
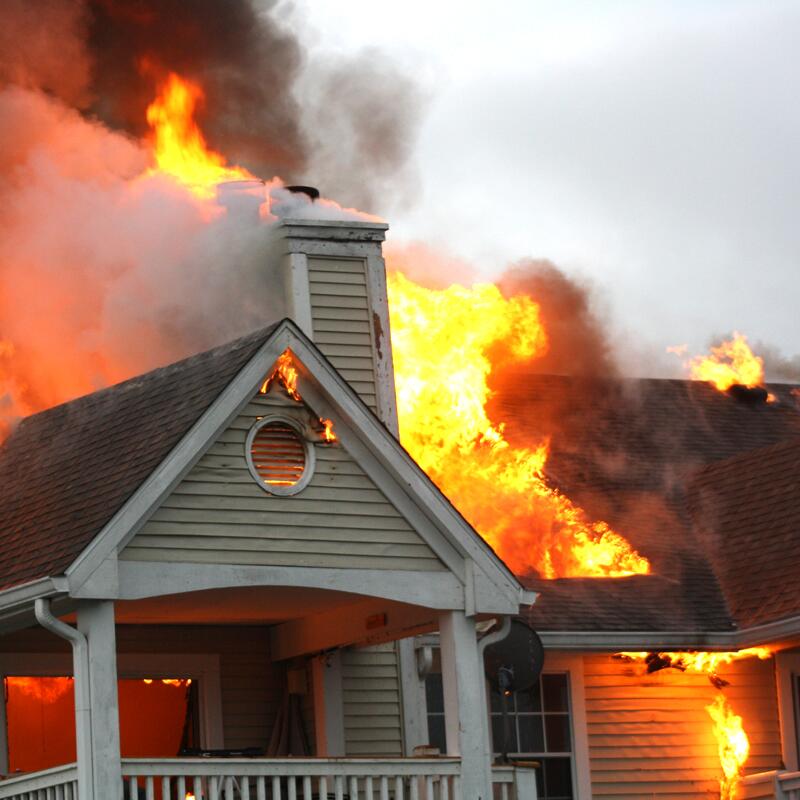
<box><xmin>285</xmin><ymin>331</ymin><xmax>529</xmax><ymax>614</ymax></box>
<box><xmin>65</xmin><ymin>322</ymin><xmax>297</xmax><ymax>593</ymax></box>
<box><xmin>0</xmin><ymin>576</ymin><xmax>66</xmax><ymax>615</ymax></box>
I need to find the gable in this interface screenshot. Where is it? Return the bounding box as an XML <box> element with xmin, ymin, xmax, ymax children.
<box><xmin>120</xmin><ymin>382</ymin><xmax>446</xmax><ymax>573</ymax></box>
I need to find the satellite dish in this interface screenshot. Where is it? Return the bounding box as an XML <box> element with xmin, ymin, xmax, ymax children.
<box><xmin>483</xmin><ymin>619</ymin><xmax>545</xmax><ymax>694</ymax></box>
<box><xmin>483</xmin><ymin>620</ymin><xmax>545</xmax><ymax>763</ymax></box>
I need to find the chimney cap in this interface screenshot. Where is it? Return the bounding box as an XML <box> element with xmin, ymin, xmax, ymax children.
<box><xmin>286</xmin><ymin>185</ymin><xmax>320</xmax><ymax>201</ymax></box>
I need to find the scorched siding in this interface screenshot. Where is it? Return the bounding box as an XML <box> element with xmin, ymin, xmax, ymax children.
<box><xmin>121</xmin><ymin>389</ymin><xmax>445</xmax><ymax>572</ymax></box>
<box><xmin>583</xmin><ymin>653</ymin><xmax>781</xmax><ymax>798</ymax></box>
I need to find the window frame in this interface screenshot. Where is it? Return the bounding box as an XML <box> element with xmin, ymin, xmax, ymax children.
<box><xmin>0</xmin><ymin>652</ymin><xmax>224</xmax><ymax>774</ymax></box>
<box><xmin>418</xmin><ymin>648</ymin><xmax>591</xmax><ymax>800</ymax></box>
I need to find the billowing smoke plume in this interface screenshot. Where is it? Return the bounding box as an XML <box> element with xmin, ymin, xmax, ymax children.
<box><xmin>499</xmin><ymin>259</ymin><xmax>617</xmax><ymax>378</ymax></box>
<box><xmin>0</xmin><ymin>0</ymin><xmax>423</xmax><ymax>434</ymax></box>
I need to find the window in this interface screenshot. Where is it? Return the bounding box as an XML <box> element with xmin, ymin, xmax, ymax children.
<box><xmin>424</xmin><ymin>668</ymin><xmax>575</xmax><ymax>800</ymax></box>
<box><xmin>246</xmin><ymin>416</ymin><xmax>315</xmax><ymax>496</ymax></box>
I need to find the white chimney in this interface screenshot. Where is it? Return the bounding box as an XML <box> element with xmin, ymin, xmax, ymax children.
<box><xmin>267</xmin><ymin>217</ymin><xmax>398</xmax><ymax>435</ymax></box>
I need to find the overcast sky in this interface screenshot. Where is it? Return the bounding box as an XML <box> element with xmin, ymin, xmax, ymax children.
<box><xmin>293</xmin><ymin>0</ymin><xmax>799</xmax><ymax>371</ymax></box>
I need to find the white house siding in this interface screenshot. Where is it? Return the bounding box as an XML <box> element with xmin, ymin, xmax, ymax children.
<box><xmin>342</xmin><ymin>643</ymin><xmax>405</xmax><ymax>756</ymax></box>
<box><xmin>121</xmin><ymin>389</ymin><xmax>444</xmax><ymax>572</ymax></box>
<box><xmin>583</xmin><ymin>653</ymin><xmax>781</xmax><ymax>798</ymax></box>
<box><xmin>307</xmin><ymin>256</ymin><xmax>378</xmax><ymax>411</ymax></box>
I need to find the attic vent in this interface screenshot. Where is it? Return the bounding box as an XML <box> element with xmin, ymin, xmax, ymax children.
<box><xmin>245</xmin><ymin>416</ymin><xmax>315</xmax><ymax>496</ymax></box>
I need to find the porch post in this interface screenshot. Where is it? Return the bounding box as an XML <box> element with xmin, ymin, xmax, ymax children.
<box><xmin>439</xmin><ymin>610</ymin><xmax>493</xmax><ymax>799</ymax></box>
<box><xmin>77</xmin><ymin>600</ymin><xmax>122</xmax><ymax>800</ymax></box>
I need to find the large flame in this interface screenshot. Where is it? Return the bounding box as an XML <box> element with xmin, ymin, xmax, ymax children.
<box><xmin>707</xmin><ymin>695</ymin><xmax>750</xmax><ymax>800</ymax></box>
<box><xmin>617</xmin><ymin>649</ymin><xmax>770</xmax><ymax>799</ymax></box>
<box><xmin>387</xmin><ymin>270</ymin><xmax>650</xmax><ymax>578</ymax></box>
<box><xmin>671</xmin><ymin>332</ymin><xmax>764</xmax><ymax>391</ymax></box>
<box><xmin>146</xmin><ymin>72</ymin><xmax>257</xmax><ymax>198</ymax></box>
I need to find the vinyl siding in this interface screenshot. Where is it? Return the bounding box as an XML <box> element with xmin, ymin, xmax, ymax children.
<box><xmin>342</xmin><ymin>643</ymin><xmax>404</xmax><ymax>756</ymax></box>
<box><xmin>121</xmin><ymin>388</ymin><xmax>444</xmax><ymax>572</ymax></box>
<box><xmin>307</xmin><ymin>257</ymin><xmax>378</xmax><ymax>411</ymax></box>
<box><xmin>584</xmin><ymin>654</ymin><xmax>781</xmax><ymax>798</ymax></box>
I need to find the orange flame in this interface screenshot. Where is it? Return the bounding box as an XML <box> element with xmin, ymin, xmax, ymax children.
<box><xmin>387</xmin><ymin>270</ymin><xmax>649</xmax><ymax>578</ymax></box>
<box><xmin>146</xmin><ymin>72</ymin><xmax>256</xmax><ymax>198</ymax></box>
<box><xmin>707</xmin><ymin>695</ymin><xmax>750</xmax><ymax>800</ymax></box>
<box><xmin>617</xmin><ymin>649</ymin><xmax>770</xmax><ymax>799</ymax></box>
<box><xmin>260</xmin><ymin>350</ymin><xmax>337</xmax><ymax>442</ymax></box>
<box><xmin>673</xmin><ymin>332</ymin><xmax>764</xmax><ymax>391</ymax></box>
<box><xmin>5</xmin><ymin>676</ymin><xmax>73</xmax><ymax>702</ymax></box>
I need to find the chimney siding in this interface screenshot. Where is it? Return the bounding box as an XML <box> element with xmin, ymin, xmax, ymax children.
<box><xmin>269</xmin><ymin>220</ymin><xmax>398</xmax><ymax>434</ymax></box>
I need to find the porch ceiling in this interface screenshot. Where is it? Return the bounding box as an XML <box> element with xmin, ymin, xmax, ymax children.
<box><xmin>113</xmin><ymin>585</ymin><xmax>365</xmax><ymax>625</ymax></box>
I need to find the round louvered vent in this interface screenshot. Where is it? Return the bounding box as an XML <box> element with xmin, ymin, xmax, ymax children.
<box><xmin>246</xmin><ymin>417</ymin><xmax>315</xmax><ymax>496</ymax></box>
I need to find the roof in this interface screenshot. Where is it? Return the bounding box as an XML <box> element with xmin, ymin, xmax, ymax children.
<box><xmin>687</xmin><ymin>436</ymin><xmax>800</xmax><ymax>630</ymax></box>
<box><xmin>0</xmin><ymin>325</ymin><xmax>277</xmax><ymax>592</ymax></box>
<box><xmin>490</xmin><ymin>372</ymin><xmax>800</xmax><ymax>637</ymax></box>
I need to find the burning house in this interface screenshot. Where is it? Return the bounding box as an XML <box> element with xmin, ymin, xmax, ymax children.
<box><xmin>1</xmin><ymin>5</ymin><xmax>800</xmax><ymax>800</ymax></box>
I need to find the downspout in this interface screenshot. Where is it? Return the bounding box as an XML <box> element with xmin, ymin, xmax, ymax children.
<box><xmin>34</xmin><ymin>598</ymin><xmax>94</xmax><ymax>800</ymax></box>
<box><xmin>476</xmin><ymin>617</ymin><xmax>512</xmax><ymax>780</ymax></box>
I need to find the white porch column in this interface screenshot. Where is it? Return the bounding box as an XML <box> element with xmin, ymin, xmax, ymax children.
<box><xmin>77</xmin><ymin>600</ymin><xmax>122</xmax><ymax>800</ymax></box>
<box><xmin>311</xmin><ymin>651</ymin><xmax>345</xmax><ymax>756</ymax></box>
<box><xmin>439</xmin><ymin>610</ymin><xmax>493</xmax><ymax>799</ymax></box>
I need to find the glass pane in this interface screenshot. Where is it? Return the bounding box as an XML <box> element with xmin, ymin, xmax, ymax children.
<box><xmin>518</xmin><ymin>715</ymin><xmax>545</xmax><ymax>753</ymax></box>
<box><xmin>516</xmin><ymin>683</ymin><xmax>542</xmax><ymax>712</ymax></box>
<box><xmin>542</xmin><ymin>674</ymin><xmax>569</xmax><ymax>712</ymax></box>
<box><xmin>542</xmin><ymin>757</ymin><xmax>573</xmax><ymax>799</ymax></box>
<box><xmin>491</xmin><ymin>714</ymin><xmax>518</xmax><ymax>754</ymax></box>
<box><xmin>425</xmin><ymin>673</ymin><xmax>444</xmax><ymax>714</ymax></box>
<box><xmin>545</xmin><ymin>715</ymin><xmax>571</xmax><ymax>753</ymax></box>
<box><xmin>427</xmin><ymin>714</ymin><xmax>446</xmax><ymax>753</ymax></box>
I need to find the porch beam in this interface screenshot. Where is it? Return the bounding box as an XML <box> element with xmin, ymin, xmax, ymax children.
<box><xmin>270</xmin><ymin>599</ymin><xmax>437</xmax><ymax>661</ymax></box>
<box><xmin>77</xmin><ymin>600</ymin><xmax>122</xmax><ymax>800</ymax></box>
<box><xmin>439</xmin><ymin>609</ymin><xmax>493</xmax><ymax>799</ymax></box>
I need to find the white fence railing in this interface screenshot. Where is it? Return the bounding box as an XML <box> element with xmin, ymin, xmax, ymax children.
<box><xmin>0</xmin><ymin>762</ymin><xmax>78</xmax><ymax>799</ymax></box>
<box><xmin>740</xmin><ymin>770</ymin><xmax>800</xmax><ymax>800</ymax></box>
<box><xmin>491</xmin><ymin>764</ymin><xmax>537</xmax><ymax>799</ymax></box>
<box><xmin>121</xmin><ymin>758</ymin><xmax>462</xmax><ymax>800</ymax></box>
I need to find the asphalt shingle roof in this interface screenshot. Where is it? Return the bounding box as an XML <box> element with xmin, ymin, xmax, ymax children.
<box><xmin>491</xmin><ymin>372</ymin><xmax>800</xmax><ymax>633</ymax></box>
<box><xmin>0</xmin><ymin>325</ymin><xmax>276</xmax><ymax>592</ymax></box>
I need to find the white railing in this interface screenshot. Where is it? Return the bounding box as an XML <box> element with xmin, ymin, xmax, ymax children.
<box><xmin>121</xmin><ymin>758</ymin><xmax>461</xmax><ymax>800</ymax></box>
<box><xmin>0</xmin><ymin>762</ymin><xmax>78</xmax><ymax>799</ymax></box>
<box><xmin>740</xmin><ymin>770</ymin><xmax>800</xmax><ymax>800</ymax></box>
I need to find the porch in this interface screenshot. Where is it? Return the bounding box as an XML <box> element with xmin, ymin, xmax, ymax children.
<box><xmin>740</xmin><ymin>770</ymin><xmax>800</xmax><ymax>799</ymax></box>
<box><xmin>0</xmin><ymin>576</ymin><xmax>533</xmax><ymax>800</ymax></box>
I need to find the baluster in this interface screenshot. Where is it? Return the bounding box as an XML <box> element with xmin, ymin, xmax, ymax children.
<box><xmin>161</xmin><ymin>775</ymin><xmax>171</xmax><ymax>800</ymax></box>
<box><xmin>146</xmin><ymin>775</ymin><xmax>155</xmax><ymax>800</ymax></box>
<box><xmin>287</xmin><ymin>776</ymin><xmax>297</xmax><ymax>800</ymax></box>
<box><xmin>334</xmin><ymin>775</ymin><xmax>344</xmax><ymax>800</ymax></box>
<box><xmin>440</xmin><ymin>776</ymin><xmax>449</xmax><ymax>800</ymax></box>
<box><xmin>409</xmin><ymin>776</ymin><xmax>419</xmax><ymax>800</ymax></box>
<box><xmin>193</xmin><ymin>776</ymin><xmax>202</xmax><ymax>800</ymax></box>
<box><xmin>500</xmin><ymin>783</ymin><xmax>509</xmax><ymax>800</ymax></box>
<box><xmin>349</xmin><ymin>776</ymin><xmax>359</xmax><ymax>800</ymax></box>
<box><xmin>394</xmin><ymin>776</ymin><xmax>404</xmax><ymax>800</ymax></box>
<box><xmin>256</xmin><ymin>775</ymin><xmax>266</xmax><ymax>800</ymax></box>
<box><xmin>302</xmin><ymin>776</ymin><xmax>312</xmax><ymax>800</ymax></box>
<box><xmin>364</xmin><ymin>776</ymin><xmax>373</xmax><ymax>800</ymax></box>
<box><xmin>271</xmin><ymin>776</ymin><xmax>281</xmax><ymax>800</ymax></box>
<box><xmin>318</xmin><ymin>776</ymin><xmax>328</xmax><ymax>800</ymax></box>
<box><xmin>241</xmin><ymin>776</ymin><xmax>250</xmax><ymax>800</ymax></box>
<box><xmin>452</xmin><ymin>776</ymin><xmax>461</xmax><ymax>800</ymax></box>
<box><xmin>425</xmin><ymin>776</ymin><xmax>434</xmax><ymax>800</ymax></box>
<box><xmin>209</xmin><ymin>775</ymin><xmax>220</xmax><ymax>800</ymax></box>
<box><xmin>177</xmin><ymin>776</ymin><xmax>186</xmax><ymax>799</ymax></box>
<box><xmin>379</xmin><ymin>775</ymin><xmax>389</xmax><ymax>800</ymax></box>
<box><xmin>129</xmin><ymin>777</ymin><xmax>139</xmax><ymax>800</ymax></box>
<box><xmin>226</xmin><ymin>776</ymin><xmax>236</xmax><ymax>800</ymax></box>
